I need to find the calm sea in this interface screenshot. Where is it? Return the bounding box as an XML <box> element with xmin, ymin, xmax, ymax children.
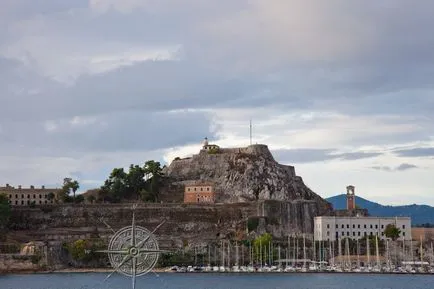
<box><xmin>0</xmin><ymin>273</ymin><xmax>433</xmax><ymax>289</ymax></box>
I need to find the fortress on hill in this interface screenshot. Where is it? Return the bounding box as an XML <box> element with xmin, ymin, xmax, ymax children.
<box><xmin>163</xmin><ymin>137</ymin><xmax>326</xmax><ymax>206</ymax></box>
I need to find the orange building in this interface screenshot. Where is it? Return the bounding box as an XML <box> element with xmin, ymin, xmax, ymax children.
<box><xmin>184</xmin><ymin>183</ymin><xmax>215</xmax><ymax>203</ymax></box>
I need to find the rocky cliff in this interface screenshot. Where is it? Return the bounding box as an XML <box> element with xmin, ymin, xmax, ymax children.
<box><xmin>164</xmin><ymin>144</ymin><xmax>328</xmax><ymax>206</ymax></box>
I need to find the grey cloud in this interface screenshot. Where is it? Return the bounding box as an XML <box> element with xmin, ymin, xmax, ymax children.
<box><xmin>0</xmin><ymin>110</ymin><xmax>214</xmax><ymax>156</ymax></box>
<box><xmin>393</xmin><ymin>147</ymin><xmax>434</xmax><ymax>158</ymax></box>
<box><xmin>371</xmin><ymin>163</ymin><xmax>418</xmax><ymax>172</ymax></box>
<box><xmin>336</xmin><ymin>152</ymin><xmax>382</xmax><ymax>161</ymax></box>
<box><xmin>273</xmin><ymin>149</ymin><xmax>382</xmax><ymax>164</ymax></box>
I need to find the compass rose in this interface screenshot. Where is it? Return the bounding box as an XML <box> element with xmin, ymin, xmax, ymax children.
<box><xmin>96</xmin><ymin>204</ymin><xmax>168</xmax><ymax>289</ymax></box>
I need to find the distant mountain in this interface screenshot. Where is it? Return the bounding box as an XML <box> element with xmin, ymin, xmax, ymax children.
<box><xmin>326</xmin><ymin>194</ymin><xmax>434</xmax><ymax>226</ymax></box>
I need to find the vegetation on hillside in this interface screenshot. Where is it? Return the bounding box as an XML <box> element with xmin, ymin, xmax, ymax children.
<box><xmin>0</xmin><ymin>193</ymin><xmax>11</xmax><ymax>235</ymax></box>
<box><xmin>98</xmin><ymin>161</ymin><xmax>165</xmax><ymax>203</ymax></box>
<box><xmin>60</xmin><ymin>178</ymin><xmax>81</xmax><ymax>203</ymax></box>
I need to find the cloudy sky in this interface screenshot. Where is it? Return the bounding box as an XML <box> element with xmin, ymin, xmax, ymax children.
<box><xmin>1</xmin><ymin>0</ymin><xmax>434</xmax><ymax>205</ymax></box>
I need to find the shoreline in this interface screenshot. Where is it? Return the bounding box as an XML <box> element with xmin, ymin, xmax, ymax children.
<box><xmin>2</xmin><ymin>267</ymin><xmax>433</xmax><ymax>275</ymax></box>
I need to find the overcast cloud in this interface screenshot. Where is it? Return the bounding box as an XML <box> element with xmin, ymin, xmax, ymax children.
<box><xmin>0</xmin><ymin>0</ymin><xmax>433</xmax><ymax>205</ymax></box>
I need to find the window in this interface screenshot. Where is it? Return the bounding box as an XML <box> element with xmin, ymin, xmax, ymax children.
<box><xmin>364</xmin><ymin>224</ymin><xmax>367</xmax><ymax>229</ymax></box>
<box><xmin>353</xmin><ymin>232</ymin><xmax>355</xmax><ymax>236</ymax></box>
<box><xmin>347</xmin><ymin>232</ymin><xmax>350</xmax><ymax>236</ymax></box>
<box><xmin>381</xmin><ymin>225</ymin><xmax>384</xmax><ymax>229</ymax></box>
<box><xmin>381</xmin><ymin>232</ymin><xmax>384</xmax><ymax>236</ymax></box>
<box><xmin>45</xmin><ymin>200</ymin><xmax>47</xmax><ymax>204</ymax></box>
<box><xmin>403</xmin><ymin>232</ymin><xmax>406</xmax><ymax>236</ymax></box>
<box><xmin>336</xmin><ymin>224</ymin><xmax>338</xmax><ymax>229</ymax></box>
<box><xmin>358</xmin><ymin>224</ymin><xmax>360</xmax><ymax>229</ymax></box>
<box><xmin>28</xmin><ymin>195</ymin><xmax>30</xmax><ymax>198</ymax></box>
<box><xmin>187</xmin><ymin>188</ymin><xmax>190</xmax><ymax>191</ymax></box>
<box><xmin>347</xmin><ymin>224</ymin><xmax>349</xmax><ymax>229</ymax></box>
<box><xmin>9</xmin><ymin>194</ymin><xmax>12</xmax><ymax>199</ymax></box>
<box><xmin>207</xmin><ymin>187</ymin><xmax>210</xmax><ymax>191</ymax></box>
<box><xmin>370</xmin><ymin>224</ymin><xmax>373</xmax><ymax>229</ymax></box>
<box><xmin>39</xmin><ymin>194</ymin><xmax>42</xmax><ymax>199</ymax></box>
<box><xmin>358</xmin><ymin>232</ymin><xmax>361</xmax><ymax>236</ymax></box>
<box><xmin>364</xmin><ymin>232</ymin><xmax>367</xmax><ymax>236</ymax></box>
<box><xmin>21</xmin><ymin>200</ymin><xmax>24</xmax><ymax>205</ymax></box>
<box><xmin>402</xmin><ymin>225</ymin><xmax>406</xmax><ymax>229</ymax></box>
<box><xmin>342</xmin><ymin>232</ymin><xmax>345</xmax><ymax>236</ymax></box>
<box><xmin>194</xmin><ymin>188</ymin><xmax>196</xmax><ymax>191</ymax></box>
<box><xmin>33</xmin><ymin>194</ymin><xmax>36</xmax><ymax>198</ymax></box>
<box><xmin>15</xmin><ymin>194</ymin><xmax>18</xmax><ymax>198</ymax></box>
<box><xmin>353</xmin><ymin>224</ymin><xmax>355</xmax><ymax>229</ymax></box>
<box><xmin>327</xmin><ymin>224</ymin><xmax>330</xmax><ymax>229</ymax></box>
<box><xmin>375</xmin><ymin>225</ymin><xmax>378</xmax><ymax>229</ymax></box>
<box><xmin>15</xmin><ymin>200</ymin><xmax>18</xmax><ymax>205</ymax></box>
<box><xmin>342</xmin><ymin>224</ymin><xmax>344</xmax><ymax>228</ymax></box>
<box><xmin>39</xmin><ymin>200</ymin><xmax>42</xmax><ymax>204</ymax></box>
<box><xmin>22</xmin><ymin>194</ymin><xmax>24</xmax><ymax>198</ymax></box>
<box><xmin>370</xmin><ymin>232</ymin><xmax>373</xmax><ymax>236</ymax></box>
<box><xmin>327</xmin><ymin>231</ymin><xmax>330</xmax><ymax>236</ymax></box>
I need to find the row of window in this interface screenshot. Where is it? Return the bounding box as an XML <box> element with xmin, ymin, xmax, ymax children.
<box><xmin>325</xmin><ymin>231</ymin><xmax>406</xmax><ymax>237</ymax></box>
<box><xmin>326</xmin><ymin>224</ymin><xmax>406</xmax><ymax>230</ymax></box>
<box><xmin>10</xmin><ymin>200</ymin><xmax>54</xmax><ymax>205</ymax></box>
<box><xmin>186</xmin><ymin>187</ymin><xmax>211</xmax><ymax>192</ymax></box>
<box><xmin>8</xmin><ymin>194</ymin><xmax>53</xmax><ymax>199</ymax></box>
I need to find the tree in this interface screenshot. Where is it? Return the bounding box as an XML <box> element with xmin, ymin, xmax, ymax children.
<box><xmin>61</xmin><ymin>178</ymin><xmax>80</xmax><ymax>203</ymax></box>
<box><xmin>384</xmin><ymin>224</ymin><xmax>401</xmax><ymax>241</ymax></box>
<box><xmin>47</xmin><ymin>192</ymin><xmax>55</xmax><ymax>201</ymax></box>
<box><xmin>0</xmin><ymin>193</ymin><xmax>11</xmax><ymax>232</ymax></box>
<box><xmin>87</xmin><ymin>195</ymin><xmax>96</xmax><ymax>204</ymax></box>
<box><xmin>100</xmin><ymin>161</ymin><xmax>165</xmax><ymax>203</ymax></box>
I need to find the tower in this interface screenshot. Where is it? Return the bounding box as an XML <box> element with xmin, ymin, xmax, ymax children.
<box><xmin>203</xmin><ymin>137</ymin><xmax>209</xmax><ymax>148</ymax></box>
<box><xmin>346</xmin><ymin>185</ymin><xmax>355</xmax><ymax>211</ymax></box>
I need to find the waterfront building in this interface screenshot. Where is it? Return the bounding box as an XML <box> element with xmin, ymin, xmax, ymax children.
<box><xmin>184</xmin><ymin>182</ymin><xmax>215</xmax><ymax>203</ymax></box>
<box><xmin>314</xmin><ymin>215</ymin><xmax>411</xmax><ymax>241</ymax></box>
<box><xmin>0</xmin><ymin>184</ymin><xmax>62</xmax><ymax>206</ymax></box>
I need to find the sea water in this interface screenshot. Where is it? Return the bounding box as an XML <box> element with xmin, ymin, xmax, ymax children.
<box><xmin>0</xmin><ymin>273</ymin><xmax>433</xmax><ymax>289</ymax></box>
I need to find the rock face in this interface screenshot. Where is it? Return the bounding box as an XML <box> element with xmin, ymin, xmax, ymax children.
<box><xmin>164</xmin><ymin>144</ymin><xmax>327</xmax><ymax>206</ymax></box>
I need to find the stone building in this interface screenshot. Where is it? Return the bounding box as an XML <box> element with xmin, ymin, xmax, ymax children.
<box><xmin>201</xmin><ymin>137</ymin><xmax>220</xmax><ymax>152</ymax></box>
<box><xmin>184</xmin><ymin>182</ymin><xmax>215</xmax><ymax>203</ymax></box>
<box><xmin>314</xmin><ymin>216</ymin><xmax>411</xmax><ymax>241</ymax></box>
<box><xmin>0</xmin><ymin>184</ymin><xmax>62</xmax><ymax>206</ymax></box>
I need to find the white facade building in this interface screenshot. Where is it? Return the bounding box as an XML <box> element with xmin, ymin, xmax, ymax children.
<box><xmin>314</xmin><ymin>216</ymin><xmax>411</xmax><ymax>241</ymax></box>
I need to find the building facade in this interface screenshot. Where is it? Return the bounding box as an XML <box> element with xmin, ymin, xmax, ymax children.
<box><xmin>184</xmin><ymin>183</ymin><xmax>215</xmax><ymax>203</ymax></box>
<box><xmin>314</xmin><ymin>216</ymin><xmax>411</xmax><ymax>241</ymax></box>
<box><xmin>0</xmin><ymin>184</ymin><xmax>62</xmax><ymax>206</ymax></box>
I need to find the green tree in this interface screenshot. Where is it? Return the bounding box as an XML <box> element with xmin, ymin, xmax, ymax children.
<box><xmin>0</xmin><ymin>193</ymin><xmax>11</xmax><ymax>232</ymax></box>
<box><xmin>100</xmin><ymin>161</ymin><xmax>165</xmax><ymax>203</ymax></box>
<box><xmin>253</xmin><ymin>233</ymin><xmax>272</xmax><ymax>262</ymax></box>
<box><xmin>127</xmin><ymin>164</ymin><xmax>146</xmax><ymax>200</ymax></box>
<box><xmin>47</xmin><ymin>192</ymin><xmax>55</xmax><ymax>201</ymax></box>
<box><xmin>62</xmin><ymin>178</ymin><xmax>80</xmax><ymax>203</ymax></box>
<box><xmin>384</xmin><ymin>224</ymin><xmax>401</xmax><ymax>241</ymax></box>
<box><xmin>87</xmin><ymin>195</ymin><xmax>96</xmax><ymax>204</ymax></box>
<box><xmin>143</xmin><ymin>160</ymin><xmax>164</xmax><ymax>202</ymax></box>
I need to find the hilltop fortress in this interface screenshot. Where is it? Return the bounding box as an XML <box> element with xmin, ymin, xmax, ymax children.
<box><xmin>162</xmin><ymin>138</ymin><xmax>328</xmax><ymax>207</ymax></box>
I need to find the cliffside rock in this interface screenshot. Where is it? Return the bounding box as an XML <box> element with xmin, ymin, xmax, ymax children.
<box><xmin>164</xmin><ymin>144</ymin><xmax>328</xmax><ymax>207</ymax></box>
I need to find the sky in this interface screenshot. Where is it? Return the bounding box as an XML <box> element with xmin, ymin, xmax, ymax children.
<box><xmin>1</xmin><ymin>0</ymin><xmax>434</xmax><ymax>206</ymax></box>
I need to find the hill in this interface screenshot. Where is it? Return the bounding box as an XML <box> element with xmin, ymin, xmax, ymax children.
<box><xmin>164</xmin><ymin>142</ymin><xmax>329</xmax><ymax>208</ymax></box>
<box><xmin>326</xmin><ymin>194</ymin><xmax>434</xmax><ymax>225</ymax></box>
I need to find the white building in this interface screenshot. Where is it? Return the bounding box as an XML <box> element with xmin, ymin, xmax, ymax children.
<box><xmin>314</xmin><ymin>216</ymin><xmax>411</xmax><ymax>241</ymax></box>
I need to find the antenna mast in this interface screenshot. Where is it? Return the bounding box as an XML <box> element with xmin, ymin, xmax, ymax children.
<box><xmin>249</xmin><ymin>119</ymin><xmax>252</xmax><ymax>145</ymax></box>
